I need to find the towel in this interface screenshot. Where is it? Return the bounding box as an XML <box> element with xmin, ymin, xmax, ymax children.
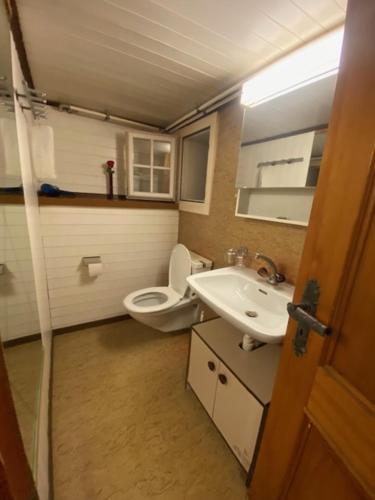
<box><xmin>31</xmin><ymin>124</ymin><xmax>56</xmax><ymax>179</ymax></box>
<box><xmin>0</xmin><ymin>118</ymin><xmax>21</xmax><ymax>177</ymax></box>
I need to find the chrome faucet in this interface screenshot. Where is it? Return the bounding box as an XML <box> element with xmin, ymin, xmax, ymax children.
<box><xmin>255</xmin><ymin>253</ymin><xmax>285</xmax><ymax>285</ymax></box>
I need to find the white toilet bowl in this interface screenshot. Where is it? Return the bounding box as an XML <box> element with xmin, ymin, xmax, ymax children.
<box><xmin>123</xmin><ymin>244</ymin><xmax>211</xmax><ymax>332</ymax></box>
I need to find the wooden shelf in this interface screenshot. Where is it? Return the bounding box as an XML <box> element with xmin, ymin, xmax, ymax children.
<box><xmin>38</xmin><ymin>194</ymin><xmax>178</xmax><ymax>209</ymax></box>
<box><xmin>0</xmin><ymin>192</ymin><xmax>178</xmax><ymax>210</ymax></box>
<box><xmin>0</xmin><ymin>194</ymin><xmax>25</xmax><ymax>205</ymax></box>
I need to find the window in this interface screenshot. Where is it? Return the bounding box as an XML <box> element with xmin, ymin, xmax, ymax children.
<box><xmin>178</xmin><ymin>113</ymin><xmax>218</xmax><ymax>215</ymax></box>
<box><xmin>127</xmin><ymin>132</ymin><xmax>175</xmax><ymax>200</ymax></box>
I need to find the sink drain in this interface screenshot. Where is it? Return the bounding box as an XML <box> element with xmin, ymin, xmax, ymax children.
<box><xmin>245</xmin><ymin>310</ymin><xmax>258</xmax><ymax>318</ymax></box>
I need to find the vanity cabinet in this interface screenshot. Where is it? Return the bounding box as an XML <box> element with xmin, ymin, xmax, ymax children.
<box><xmin>188</xmin><ymin>332</ymin><xmax>219</xmax><ymax>415</ymax></box>
<box><xmin>187</xmin><ymin>318</ymin><xmax>281</xmax><ymax>475</ymax></box>
<box><xmin>212</xmin><ymin>363</ymin><xmax>263</xmax><ymax>470</ymax></box>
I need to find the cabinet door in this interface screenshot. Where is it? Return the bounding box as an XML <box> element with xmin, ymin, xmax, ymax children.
<box><xmin>236</xmin><ymin>131</ymin><xmax>315</xmax><ymax>189</ymax></box>
<box><xmin>187</xmin><ymin>333</ymin><xmax>219</xmax><ymax>416</ymax></box>
<box><xmin>213</xmin><ymin>364</ymin><xmax>263</xmax><ymax>470</ymax></box>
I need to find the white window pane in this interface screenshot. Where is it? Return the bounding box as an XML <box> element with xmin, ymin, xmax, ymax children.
<box><xmin>153</xmin><ymin>141</ymin><xmax>171</xmax><ymax>167</ymax></box>
<box><xmin>133</xmin><ymin>138</ymin><xmax>151</xmax><ymax>165</ymax></box>
<box><xmin>153</xmin><ymin>169</ymin><xmax>170</xmax><ymax>194</ymax></box>
<box><xmin>134</xmin><ymin>167</ymin><xmax>151</xmax><ymax>192</ymax></box>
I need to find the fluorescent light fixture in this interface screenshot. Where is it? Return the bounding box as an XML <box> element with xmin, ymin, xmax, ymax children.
<box><xmin>241</xmin><ymin>27</ymin><xmax>344</xmax><ymax>108</ymax></box>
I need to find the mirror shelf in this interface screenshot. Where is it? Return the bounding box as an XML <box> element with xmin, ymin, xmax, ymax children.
<box><xmin>235</xmin><ymin>187</ymin><xmax>315</xmax><ymax>227</ymax></box>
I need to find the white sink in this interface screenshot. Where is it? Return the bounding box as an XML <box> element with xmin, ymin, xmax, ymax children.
<box><xmin>187</xmin><ymin>267</ymin><xmax>294</xmax><ymax>344</ymax></box>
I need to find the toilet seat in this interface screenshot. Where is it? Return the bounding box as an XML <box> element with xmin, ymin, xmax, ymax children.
<box><xmin>124</xmin><ymin>244</ymin><xmax>198</xmax><ymax>318</ymax></box>
<box><xmin>124</xmin><ymin>286</ymin><xmax>183</xmax><ymax>314</ymax></box>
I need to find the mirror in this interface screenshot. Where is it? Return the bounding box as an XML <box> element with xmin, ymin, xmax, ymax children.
<box><xmin>0</xmin><ymin>4</ymin><xmax>42</xmax><ymax>474</ymax></box>
<box><xmin>180</xmin><ymin>128</ymin><xmax>210</xmax><ymax>203</ymax></box>
<box><xmin>178</xmin><ymin>112</ymin><xmax>218</xmax><ymax>216</ymax></box>
<box><xmin>235</xmin><ymin>74</ymin><xmax>338</xmax><ymax>225</ymax></box>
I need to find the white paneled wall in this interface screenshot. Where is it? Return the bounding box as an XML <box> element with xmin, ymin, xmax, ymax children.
<box><xmin>40</xmin><ymin>107</ymin><xmax>128</xmax><ymax>195</ymax></box>
<box><xmin>0</xmin><ymin>205</ymin><xmax>40</xmax><ymax>341</ymax></box>
<box><xmin>40</xmin><ymin>206</ymin><xmax>179</xmax><ymax>329</ymax></box>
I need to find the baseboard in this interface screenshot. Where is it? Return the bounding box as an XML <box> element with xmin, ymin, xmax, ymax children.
<box><xmin>52</xmin><ymin>314</ymin><xmax>131</xmax><ymax>336</ymax></box>
<box><xmin>3</xmin><ymin>332</ymin><xmax>41</xmax><ymax>348</ymax></box>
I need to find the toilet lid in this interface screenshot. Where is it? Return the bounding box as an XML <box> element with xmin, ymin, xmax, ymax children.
<box><xmin>169</xmin><ymin>244</ymin><xmax>192</xmax><ymax>297</ymax></box>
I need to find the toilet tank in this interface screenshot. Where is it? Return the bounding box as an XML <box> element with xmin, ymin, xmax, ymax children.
<box><xmin>189</xmin><ymin>251</ymin><xmax>213</xmax><ymax>274</ymax></box>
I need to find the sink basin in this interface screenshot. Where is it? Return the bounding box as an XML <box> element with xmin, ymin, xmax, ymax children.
<box><xmin>187</xmin><ymin>267</ymin><xmax>294</xmax><ymax>343</ymax></box>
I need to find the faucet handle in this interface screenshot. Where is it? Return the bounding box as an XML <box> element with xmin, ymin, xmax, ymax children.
<box><xmin>275</xmin><ymin>272</ymin><xmax>286</xmax><ymax>283</ymax></box>
<box><xmin>257</xmin><ymin>267</ymin><xmax>269</xmax><ymax>278</ymax></box>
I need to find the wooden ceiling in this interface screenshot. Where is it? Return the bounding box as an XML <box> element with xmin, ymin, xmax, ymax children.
<box><xmin>16</xmin><ymin>0</ymin><xmax>347</xmax><ymax>127</ymax></box>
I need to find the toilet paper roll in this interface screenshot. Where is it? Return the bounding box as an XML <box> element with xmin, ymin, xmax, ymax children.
<box><xmin>88</xmin><ymin>262</ymin><xmax>103</xmax><ymax>277</ymax></box>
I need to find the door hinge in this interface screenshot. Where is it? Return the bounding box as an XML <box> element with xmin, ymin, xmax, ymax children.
<box><xmin>287</xmin><ymin>279</ymin><xmax>331</xmax><ymax>357</ymax></box>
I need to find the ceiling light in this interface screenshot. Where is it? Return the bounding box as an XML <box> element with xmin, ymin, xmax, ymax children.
<box><xmin>241</xmin><ymin>27</ymin><xmax>344</xmax><ymax>108</ymax></box>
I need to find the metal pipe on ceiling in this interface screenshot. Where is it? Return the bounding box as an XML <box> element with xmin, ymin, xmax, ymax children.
<box><xmin>164</xmin><ymin>84</ymin><xmax>242</xmax><ymax>133</ymax></box>
<box><xmin>56</xmin><ymin>103</ymin><xmax>161</xmax><ymax>132</ymax></box>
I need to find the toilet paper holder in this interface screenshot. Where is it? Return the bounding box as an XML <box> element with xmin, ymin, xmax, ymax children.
<box><xmin>82</xmin><ymin>256</ymin><xmax>102</xmax><ymax>266</ymax></box>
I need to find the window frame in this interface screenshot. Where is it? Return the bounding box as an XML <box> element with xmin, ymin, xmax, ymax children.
<box><xmin>127</xmin><ymin>131</ymin><xmax>176</xmax><ymax>200</ymax></box>
<box><xmin>178</xmin><ymin>113</ymin><xmax>218</xmax><ymax>215</ymax></box>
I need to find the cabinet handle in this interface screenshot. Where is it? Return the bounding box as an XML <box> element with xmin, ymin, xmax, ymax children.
<box><xmin>218</xmin><ymin>373</ymin><xmax>227</xmax><ymax>385</ymax></box>
<box><xmin>207</xmin><ymin>361</ymin><xmax>216</xmax><ymax>371</ymax></box>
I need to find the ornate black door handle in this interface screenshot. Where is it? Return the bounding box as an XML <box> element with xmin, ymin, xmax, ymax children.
<box><xmin>287</xmin><ymin>279</ymin><xmax>331</xmax><ymax>357</ymax></box>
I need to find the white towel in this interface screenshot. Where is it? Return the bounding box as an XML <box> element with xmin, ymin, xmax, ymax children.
<box><xmin>31</xmin><ymin>124</ymin><xmax>56</xmax><ymax>179</ymax></box>
<box><xmin>0</xmin><ymin>118</ymin><xmax>21</xmax><ymax>176</ymax></box>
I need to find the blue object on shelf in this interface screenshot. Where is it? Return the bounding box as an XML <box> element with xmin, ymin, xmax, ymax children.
<box><xmin>39</xmin><ymin>183</ymin><xmax>75</xmax><ymax>197</ymax></box>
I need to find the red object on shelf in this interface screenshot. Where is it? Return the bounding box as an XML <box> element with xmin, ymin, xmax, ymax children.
<box><xmin>104</xmin><ymin>160</ymin><xmax>115</xmax><ymax>199</ymax></box>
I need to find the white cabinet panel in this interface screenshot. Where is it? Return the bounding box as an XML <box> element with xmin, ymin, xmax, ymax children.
<box><xmin>188</xmin><ymin>333</ymin><xmax>219</xmax><ymax>415</ymax></box>
<box><xmin>236</xmin><ymin>131</ymin><xmax>315</xmax><ymax>188</ymax></box>
<box><xmin>213</xmin><ymin>364</ymin><xmax>263</xmax><ymax>470</ymax></box>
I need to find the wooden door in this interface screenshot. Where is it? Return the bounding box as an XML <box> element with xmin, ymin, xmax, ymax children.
<box><xmin>249</xmin><ymin>0</ymin><xmax>375</xmax><ymax>499</ymax></box>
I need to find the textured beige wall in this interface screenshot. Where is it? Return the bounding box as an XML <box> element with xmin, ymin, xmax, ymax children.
<box><xmin>178</xmin><ymin>99</ymin><xmax>307</xmax><ymax>285</ymax></box>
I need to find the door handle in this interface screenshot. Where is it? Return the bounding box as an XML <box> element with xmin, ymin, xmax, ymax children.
<box><xmin>287</xmin><ymin>279</ymin><xmax>331</xmax><ymax>357</ymax></box>
<box><xmin>287</xmin><ymin>303</ymin><xmax>330</xmax><ymax>337</ymax></box>
<box><xmin>218</xmin><ymin>373</ymin><xmax>227</xmax><ymax>385</ymax></box>
<box><xmin>207</xmin><ymin>361</ymin><xmax>216</xmax><ymax>372</ymax></box>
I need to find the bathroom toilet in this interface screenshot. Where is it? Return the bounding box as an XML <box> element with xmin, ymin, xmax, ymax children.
<box><xmin>123</xmin><ymin>244</ymin><xmax>211</xmax><ymax>332</ymax></box>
